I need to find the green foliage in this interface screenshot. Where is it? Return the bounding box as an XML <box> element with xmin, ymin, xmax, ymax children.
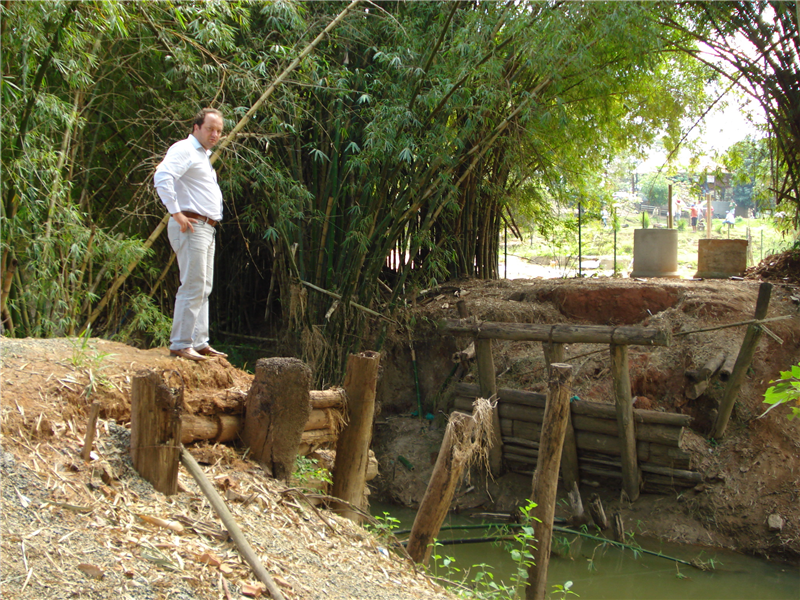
<box><xmin>551</xmin><ymin>581</ymin><xmax>579</xmax><ymax>600</ymax></box>
<box><xmin>761</xmin><ymin>362</ymin><xmax>800</xmax><ymax>420</ymax></box>
<box><xmin>293</xmin><ymin>455</ymin><xmax>332</xmax><ymax>486</ymax></box>
<box><xmin>365</xmin><ymin>511</ymin><xmax>401</xmax><ymax>543</ymax></box>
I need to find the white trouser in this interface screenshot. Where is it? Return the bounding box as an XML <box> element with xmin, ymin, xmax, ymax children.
<box><xmin>167</xmin><ymin>218</ymin><xmax>216</xmax><ymax>351</ymax></box>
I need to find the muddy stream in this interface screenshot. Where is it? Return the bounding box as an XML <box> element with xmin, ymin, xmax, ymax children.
<box><xmin>373</xmin><ymin>502</ymin><xmax>800</xmax><ymax>600</ymax></box>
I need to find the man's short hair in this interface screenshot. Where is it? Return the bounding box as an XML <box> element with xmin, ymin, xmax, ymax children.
<box><xmin>193</xmin><ymin>108</ymin><xmax>223</xmax><ymax>130</ymax></box>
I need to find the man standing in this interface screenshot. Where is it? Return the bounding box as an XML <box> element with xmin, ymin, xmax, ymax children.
<box><xmin>154</xmin><ymin>108</ymin><xmax>228</xmax><ymax>361</ymax></box>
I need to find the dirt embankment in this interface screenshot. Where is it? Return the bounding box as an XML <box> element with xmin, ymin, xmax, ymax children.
<box><xmin>373</xmin><ymin>277</ymin><xmax>800</xmax><ymax>563</ymax></box>
<box><xmin>0</xmin><ymin>338</ymin><xmax>457</xmax><ymax>600</ymax></box>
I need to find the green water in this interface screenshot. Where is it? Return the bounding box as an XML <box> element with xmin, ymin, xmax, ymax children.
<box><xmin>372</xmin><ymin>503</ymin><xmax>800</xmax><ymax>600</ymax></box>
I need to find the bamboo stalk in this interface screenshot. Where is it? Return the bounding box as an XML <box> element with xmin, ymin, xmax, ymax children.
<box><xmin>180</xmin><ymin>447</ymin><xmax>286</xmax><ymax>600</ymax></box>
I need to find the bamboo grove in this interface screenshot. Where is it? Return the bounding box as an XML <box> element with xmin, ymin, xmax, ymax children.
<box><xmin>2</xmin><ymin>1</ymin><xmax>798</xmax><ymax>383</ymax></box>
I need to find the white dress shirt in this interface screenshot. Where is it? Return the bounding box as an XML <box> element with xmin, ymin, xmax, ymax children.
<box><xmin>154</xmin><ymin>134</ymin><xmax>223</xmax><ymax>221</ymax></box>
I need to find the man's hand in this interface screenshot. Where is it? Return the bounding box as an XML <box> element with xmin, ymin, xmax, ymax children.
<box><xmin>172</xmin><ymin>212</ymin><xmax>196</xmax><ymax>233</ymax></box>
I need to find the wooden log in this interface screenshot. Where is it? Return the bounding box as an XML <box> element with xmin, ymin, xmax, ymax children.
<box><xmin>685</xmin><ymin>379</ymin><xmax>709</xmax><ymax>401</ymax></box>
<box><xmin>310</xmin><ymin>387</ymin><xmax>346</xmax><ymax>409</ymax></box>
<box><xmin>180</xmin><ymin>447</ymin><xmax>286</xmax><ymax>600</ymax></box>
<box><xmin>440</xmin><ymin>320</ymin><xmax>670</xmax><ymax>347</ymax></box>
<box><xmin>578</xmin><ymin>454</ymin><xmax>701</xmax><ymax>485</ymax></box>
<box><xmin>305</xmin><ymin>408</ymin><xmax>333</xmax><ymax>431</ymax></box>
<box><xmin>505</xmin><ymin>451</ymin><xmax>538</xmax><ymax>465</ymax></box>
<box><xmin>452</xmin><ymin>341</ymin><xmax>476</xmax><ymax>363</ymax></box>
<box><xmin>699</xmin><ymin>351</ymin><xmax>726</xmax><ymax>380</ymax></box>
<box><xmin>611</xmin><ymin>344</ymin><xmax>640</xmax><ymax>502</ymax></box>
<box><xmin>332</xmin><ymin>351</ymin><xmax>381</xmax><ymax>523</ymax></box>
<box><xmin>242</xmin><ymin>358</ymin><xmax>312</xmax><ymax>481</ymax></box>
<box><xmin>475</xmin><ymin>338</ymin><xmax>503</xmax><ymax>475</ymax></box>
<box><xmin>407</xmin><ymin>412</ymin><xmax>478</xmax><ymax>565</ymax></box>
<box><xmin>180</xmin><ymin>414</ymin><xmax>242</xmax><ymax>445</ymax></box>
<box><xmin>503</xmin><ymin>444</ymin><xmax>539</xmax><ymax>459</ymax></box>
<box><xmin>130</xmin><ymin>371</ymin><xmax>182</xmax><ymax>496</ymax></box>
<box><xmin>643</xmin><ymin>473</ymin><xmax>697</xmax><ymax>488</ymax></box>
<box><xmin>587</xmin><ymin>493</ymin><xmax>609</xmax><ymax>529</ymax></box>
<box><xmin>503</xmin><ymin>436</ymin><xmax>539</xmax><ymax>449</ymax></box>
<box><xmin>455</xmin><ymin>382</ymin><xmax>691</xmax><ymax>426</ymax></box>
<box><xmin>611</xmin><ymin>512</ymin><xmax>625</xmax><ymax>543</ymax></box>
<box><xmin>571</xmin><ymin>415</ymin><xmax>684</xmax><ymax>447</ymax></box>
<box><xmin>527</xmin><ymin>363</ymin><xmax>573</xmax><ymax>600</ymax></box>
<box><xmin>566</xmin><ymin>481</ymin><xmax>587</xmax><ymax>526</ymax></box>
<box><xmin>719</xmin><ymin>352</ymin><xmax>737</xmax><ymax>382</ymax></box>
<box><xmin>712</xmin><ymin>282</ymin><xmax>772</xmax><ymax>439</ymax></box>
<box><xmin>81</xmin><ymin>401</ymin><xmax>101</xmax><ymax>462</ymax></box>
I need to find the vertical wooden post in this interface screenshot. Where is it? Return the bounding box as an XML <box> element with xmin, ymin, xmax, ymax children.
<box><xmin>406</xmin><ymin>411</ymin><xmax>476</xmax><ymax>565</ymax></box>
<box><xmin>475</xmin><ymin>338</ymin><xmax>503</xmax><ymax>475</ymax></box>
<box><xmin>242</xmin><ymin>358</ymin><xmax>312</xmax><ymax>481</ymax></box>
<box><xmin>130</xmin><ymin>371</ymin><xmax>182</xmax><ymax>495</ymax></box>
<box><xmin>81</xmin><ymin>401</ymin><xmax>101</xmax><ymax>462</ymax></box>
<box><xmin>526</xmin><ymin>363</ymin><xmax>573</xmax><ymax>600</ymax></box>
<box><xmin>610</xmin><ymin>344</ymin><xmax>640</xmax><ymax>502</ymax></box>
<box><xmin>712</xmin><ymin>282</ymin><xmax>772</xmax><ymax>439</ymax></box>
<box><xmin>332</xmin><ymin>351</ymin><xmax>381</xmax><ymax>523</ymax></box>
<box><xmin>542</xmin><ymin>342</ymin><xmax>580</xmax><ymax>491</ymax></box>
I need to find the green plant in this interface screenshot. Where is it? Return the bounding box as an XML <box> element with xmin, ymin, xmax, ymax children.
<box><xmin>292</xmin><ymin>455</ymin><xmax>332</xmax><ymax>486</ymax></box>
<box><xmin>760</xmin><ymin>362</ymin><xmax>800</xmax><ymax>420</ymax></box>
<box><xmin>641</xmin><ymin>211</ymin><xmax>651</xmax><ymax>229</ymax></box>
<box><xmin>676</xmin><ymin>218</ymin><xmax>687</xmax><ymax>231</ymax></box>
<box><xmin>551</xmin><ymin>580</ymin><xmax>579</xmax><ymax>599</ymax></box>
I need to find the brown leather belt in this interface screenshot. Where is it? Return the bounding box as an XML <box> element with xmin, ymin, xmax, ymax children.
<box><xmin>181</xmin><ymin>211</ymin><xmax>218</xmax><ymax>227</ymax></box>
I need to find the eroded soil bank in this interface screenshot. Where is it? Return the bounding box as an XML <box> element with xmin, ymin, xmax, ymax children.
<box><xmin>372</xmin><ymin>277</ymin><xmax>800</xmax><ymax>564</ymax></box>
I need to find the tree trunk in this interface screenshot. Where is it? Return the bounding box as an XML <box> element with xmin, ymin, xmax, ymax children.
<box><xmin>242</xmin><ymin>358</ymin><xmax>312</xmax><ymax>481</ymax></box>
<box><xmin>331</xmin><ymin>351</ymin><xmax>381</xmax><ymax>523</ymax></box>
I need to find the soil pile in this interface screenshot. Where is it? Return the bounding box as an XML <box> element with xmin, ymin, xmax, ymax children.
<box><xmin>0</xmin><ymin>339</ymin><xmax>455</xmax><ymax>600</ymax></box>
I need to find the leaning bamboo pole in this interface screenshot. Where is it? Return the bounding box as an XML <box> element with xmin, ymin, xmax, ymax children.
<box><xmin>406</xmin><ymin>399</ymin><xmax>494</xmax><ymax>565</ymax></box>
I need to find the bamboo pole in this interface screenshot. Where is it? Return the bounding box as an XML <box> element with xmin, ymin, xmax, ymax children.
<box><xmin>527</xmin><ymin>363</ymin><xmax>573</xmax><ymax>600</ymax></box>
<box><xmin>611</xmin><ymin>344</ymin><xmax>640</xmax><ymax>502</ymax></box>
<box><xmin>180</xmin><ymin>447</ymin><xmax>286</xmax><ymax>600</ymax></box>
<box><xmin>475</xmin><ymin>338</ymin><xmax>503</xmax><ymax>475</ymax></box>
<box><xmin>712</xmin><ymin>282</ymin><xmax>773</xmax><ymax>439</ymax></box>
<box><xmin>440</xmin><ymin>320</ymin><xmax>670</xmax><ymax>346</ymax></box>
<box><xmin>331</xmin><ymin>351</ymin><xmax>380</xmax><ymax>523</ymax></box>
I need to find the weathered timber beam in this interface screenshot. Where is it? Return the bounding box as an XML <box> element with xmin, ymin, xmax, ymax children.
<box><xmin>440</xmin><ymin>320</ymin><xmax>670</xmax><ymax>346</ymax></box>
<box><xmin>454</xmin><ymin>383</ymin><xmax>692</xmax><ymax>427</ymax></box>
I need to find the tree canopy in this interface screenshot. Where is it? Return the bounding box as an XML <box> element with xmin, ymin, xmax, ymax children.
<box><xmin>1</xmin><ymin>0</ymin><xmax>794</xmax><ymax>382</ymax></box>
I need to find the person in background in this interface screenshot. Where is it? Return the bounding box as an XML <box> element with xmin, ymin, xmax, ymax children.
<box><xmin>154</xmin><ymin>108</ymin><xmax>228</xmax><ymax>362</ymax></box>
<box><xmin>690</xmin><ymin>203</ymin><xmax>699</xmax><ymax>232</ymax></box>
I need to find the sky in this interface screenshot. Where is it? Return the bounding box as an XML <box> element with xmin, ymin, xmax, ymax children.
<box><xmin>635</xmin><ymin>90</ymin><xmax>766</xmax><ymax>174</ymax></box>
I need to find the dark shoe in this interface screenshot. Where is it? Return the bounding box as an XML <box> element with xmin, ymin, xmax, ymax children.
<box><xmin>170</xmin><ymin>347</ymin><xmax>208</xmax><ymax>362</ymax></box>
<box><xmin>196</xmin><ymin>345</ymin><xmax>228</xmax><ymax>358</ymax></box>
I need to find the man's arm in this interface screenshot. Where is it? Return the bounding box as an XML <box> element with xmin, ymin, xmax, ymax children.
<box><xmin>154</xmin><ymin>145</ymin><xmax>197</xmax><ymax>233</ymax></box>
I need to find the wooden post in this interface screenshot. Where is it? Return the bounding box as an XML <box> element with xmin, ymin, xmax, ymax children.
<box><xmin>712</xmin><ymin>282</ymin><xmax>772</xmax><ymax>439</ymax></box>
<box><xmin>475</xmin><ymin>338</ymin><xmax>503</xmax><ymax>475</ymax></box>
<box><xmin>587</xmin><ymin>493</ymin><xmax>609</xmax><ymax>530</ymax></box>
<box><xmin>543</xmin><ymin>342</ymin><xmax>580</xmax><ymax>491</ymax></box>
<box><xmin>610</xmin><ymin>344</ymin><xmax>640</xmax><ymax>502</ymax></box>
<box><xmin>331</xmin><ymin>351</ymin><xmax>381</xmax><ymax>523</ymax></box>
<box><xmin>81</xmin><ymin>401</ymin><xmax>101</xmax><ymax>462</ymax></box>
<box><xmin>406</xmin><ymin>411</ymin><xmax>476</xmax><ymax>565</ymax></box>
<box><xmin>526</xmin><ymin>363</ymin><xmax>573</xmax><ymax>600</ymax></box>
<box><xmin>242</xmin><ymin>358</ymin><xmax>312</xmax><ymax>481</ymax></box>
<box><xmin>130</xmin><ymin>371</ymin><xmax>182</xmax><ymax>495</ymax></box>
